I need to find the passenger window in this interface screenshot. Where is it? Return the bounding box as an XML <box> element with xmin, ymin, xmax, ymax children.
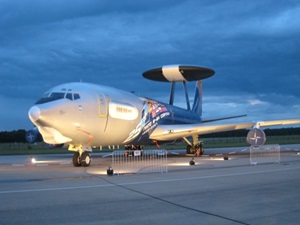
<box><xmin>66</xmin><ymin>93</ymin><xmax>73</xmax><ymax>100</ymax></box>
<box><xmin>74</xmin><ymin>93</ymin><xmax>80</xmax><ymax>100</ymax></box>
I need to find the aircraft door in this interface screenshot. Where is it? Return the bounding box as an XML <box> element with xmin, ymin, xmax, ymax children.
<box><xmin>97</xmin><ymin>93</ymin><xmax>109</xmax><ymax>132</ymax></box>
<box><xmin>73</xmin><ymin>92</ymin><xmax>84</xmax><ymax>129</ymax></box>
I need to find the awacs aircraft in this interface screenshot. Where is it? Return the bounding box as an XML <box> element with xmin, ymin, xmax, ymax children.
<box><xmin>28</xmin><ymin>65</ymin><xmax>300</xmax><ymax>167</ymax></box>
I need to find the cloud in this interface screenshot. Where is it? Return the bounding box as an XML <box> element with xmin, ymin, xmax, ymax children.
<box><xmin>0</xmin><ymin>0</ymin><xmax>299</xmax><ymax>130</ymax></box>
<box><xmin>248</xmin><ymin>99</ymin><xmax>265</xmax><ymax>106</ymax></box>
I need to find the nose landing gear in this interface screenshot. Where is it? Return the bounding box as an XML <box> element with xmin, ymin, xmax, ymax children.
<box><xmin>81</xmin><ymin>152</ymin><xmax>91</xmax><ymax>167</ymax></box>
<box><xmin>69</xmin><ymin>145</ymin><xmax>92</xmax><ymax>167</ymax></box>
<box><xmin>72</xmin><ymin>151</ymin><xmax>92</xmax><ymax>167</ymax></box>
<box><xmin>72</xmin><ymin>152</ymin><xmax>81</xmax><ymax>167</ymax></box>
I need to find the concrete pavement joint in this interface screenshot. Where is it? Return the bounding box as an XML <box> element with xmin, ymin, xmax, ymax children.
<box><xmin>100</xmin><ymin>176</ymin><xmax>251</xmax><ymax>225</ymax></box>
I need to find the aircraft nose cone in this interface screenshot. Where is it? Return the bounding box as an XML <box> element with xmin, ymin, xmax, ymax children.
<box><xmin>28</xmin><ymin>106</ymin><xmax>41</xmax><ymax>122</ymax></box>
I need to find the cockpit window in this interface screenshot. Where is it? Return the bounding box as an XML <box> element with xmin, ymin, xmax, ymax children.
<box><xmin>35</xmin><ymin>90</ymin><xmax>81</xmax><ymax>104</ymax></box>
<box><xmin>50</xmin><ymin>92</ymin><xmax>65</xmax><ymax>99</ymax></box>
<box><xmin>35</xmin><ymin>92</ymin><xmax>65</xmax><ymax>104</ymax></box>
<box><xmin>66</xmin><ymin>93</ymin><xmax>73</xmax><ymax>100</ymax></box>
<box><xmin>74</xmin><ymin>93</ymin><xmax>80</xmax><ymax>100</ymax></box>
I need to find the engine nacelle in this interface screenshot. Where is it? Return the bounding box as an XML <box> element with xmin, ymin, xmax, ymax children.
<box><xmin>246</xmin><ymin>128</ymin><xmax>266</xmax><ymax>146</ymax></box>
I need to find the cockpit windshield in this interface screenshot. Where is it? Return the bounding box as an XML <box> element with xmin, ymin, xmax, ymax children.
<box><xmin>35</xmin><ymin>90</ymin><xmax>81</xmax><ymax>104</ymax></box>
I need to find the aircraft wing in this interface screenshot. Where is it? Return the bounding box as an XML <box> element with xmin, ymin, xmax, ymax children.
<box><xmin>149</xmin><ymin>119</ymin><xmax>300</xmax><ymax>141</ymax></box>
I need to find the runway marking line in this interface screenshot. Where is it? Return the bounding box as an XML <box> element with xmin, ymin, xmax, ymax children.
<box><xmin>12</xmin><ymin>164</ymin><xmax>25</xmax><ymax>167</ymax></box>
<box><xmin>0</xmin><ymin>166</ymin><xmax>300</xmax><ymax>195</ymax></box>
<box><xmin>0</xmin><ymin>162</ymin><xmax>71</xmax><ymax>167</ymax></box>
<box><xmin>36</xmin><ymin>164</ymin><xmax>49</xmax><ymax>167</ymax></box>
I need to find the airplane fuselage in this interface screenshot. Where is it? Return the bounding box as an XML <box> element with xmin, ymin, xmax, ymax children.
<box><xmin>28</xmin><ymin>65</ymin><xmax>300</xmax><ymax>168</ymax></box>
<box><xmin>29</xmin><ymin>82</ymin><xmax>201</xmax><ymax>148</ymax></box>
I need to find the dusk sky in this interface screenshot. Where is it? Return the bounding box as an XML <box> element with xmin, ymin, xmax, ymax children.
<box><xmin>1</xmin><ymin>0</ymin><xmax>299</xmax><ymax>131</ymax></box>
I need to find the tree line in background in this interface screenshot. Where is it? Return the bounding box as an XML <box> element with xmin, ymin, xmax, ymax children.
<box><xmin>0</xmin><ymin>130</ymin><xmax>27</xmax><ymax>143</ymax></box>
<box><xmin>0</xmin><ymin>127</ymin><xmax>300</xmax><ymax>143</ymax></box>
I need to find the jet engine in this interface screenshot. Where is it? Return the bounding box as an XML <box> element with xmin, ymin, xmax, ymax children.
<box><xmin>246</xmin><ymin>128</ymin><xmax>266</xmax><ymax>146</ymax></box>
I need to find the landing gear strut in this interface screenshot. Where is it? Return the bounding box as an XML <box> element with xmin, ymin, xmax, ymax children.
<box><xmin>124</xmin><ymin>145</ymin><xmax>144</xmax><ymax>157</ymax></box>
<box><xmin>184</xmin><ymin>135</ymin><xmax>204</xmax><ymax>156</ymax></box>
<box><xmin>124</xmin><ymin>145</ymin><xmax>143</xmax><ymax>150</ymax></box>
<box><xmin>186</xmin><ymin>143</ymin><xmax>204</xmax><ymax>156</ymax></box>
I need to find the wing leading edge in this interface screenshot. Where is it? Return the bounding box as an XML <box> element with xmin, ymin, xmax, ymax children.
<box><xmin>149</xmin><ymin>119</ymin><xmax>300</xmax><ymax>141</ymax></box>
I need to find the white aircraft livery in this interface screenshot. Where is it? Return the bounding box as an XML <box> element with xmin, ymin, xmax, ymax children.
<box><xmin>28</xmin><ymin>65</ymin><xmax>300</xmax><ymax>167</ymax></box>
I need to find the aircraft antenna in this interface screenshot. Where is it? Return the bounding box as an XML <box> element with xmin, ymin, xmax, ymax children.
<box><xmin>169</xmin><ymin>81</ymin><xmax>191</xmax><ymax>110</ymax></box>
<box><xmin>142</xmin><ymin>64</ymin><xmax>215</xmax><ymax>111</ymax></box>
<box><xmin>182</xmin><ymin>81</ymin><xmax>191</xmax><ymax>110</ymax></box>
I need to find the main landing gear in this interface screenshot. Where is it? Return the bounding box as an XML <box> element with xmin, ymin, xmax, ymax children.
<box><xmin>186</xmin><ymin>143</ymin><xmax>204</xmax><ymax>156</ymax></box>
<box><xmin>72</xmin><ymin>152</ymin><xmax>91</xmax><ymax>167</ymax></box>
<box><xmin>124</xmin><ymin>145</ymin><xmax>143</xmax><ymax>150</ymax></box>
<box><xmin>184</xmin><ymin>135</ymin><xmax>204</xmax><ymax>156</ymax></box>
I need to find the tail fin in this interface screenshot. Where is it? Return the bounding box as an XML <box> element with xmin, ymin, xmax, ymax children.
<box><xmin>192</xmin><ymin>80</ymin><xmax>202</xmax><ymax>116</ymax></box>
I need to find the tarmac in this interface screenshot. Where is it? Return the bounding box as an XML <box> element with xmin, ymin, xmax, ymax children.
<box><xmin>0</xmin><ymin>144</ymin><xmax>300</xmax><ymax>225</ymax></box>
